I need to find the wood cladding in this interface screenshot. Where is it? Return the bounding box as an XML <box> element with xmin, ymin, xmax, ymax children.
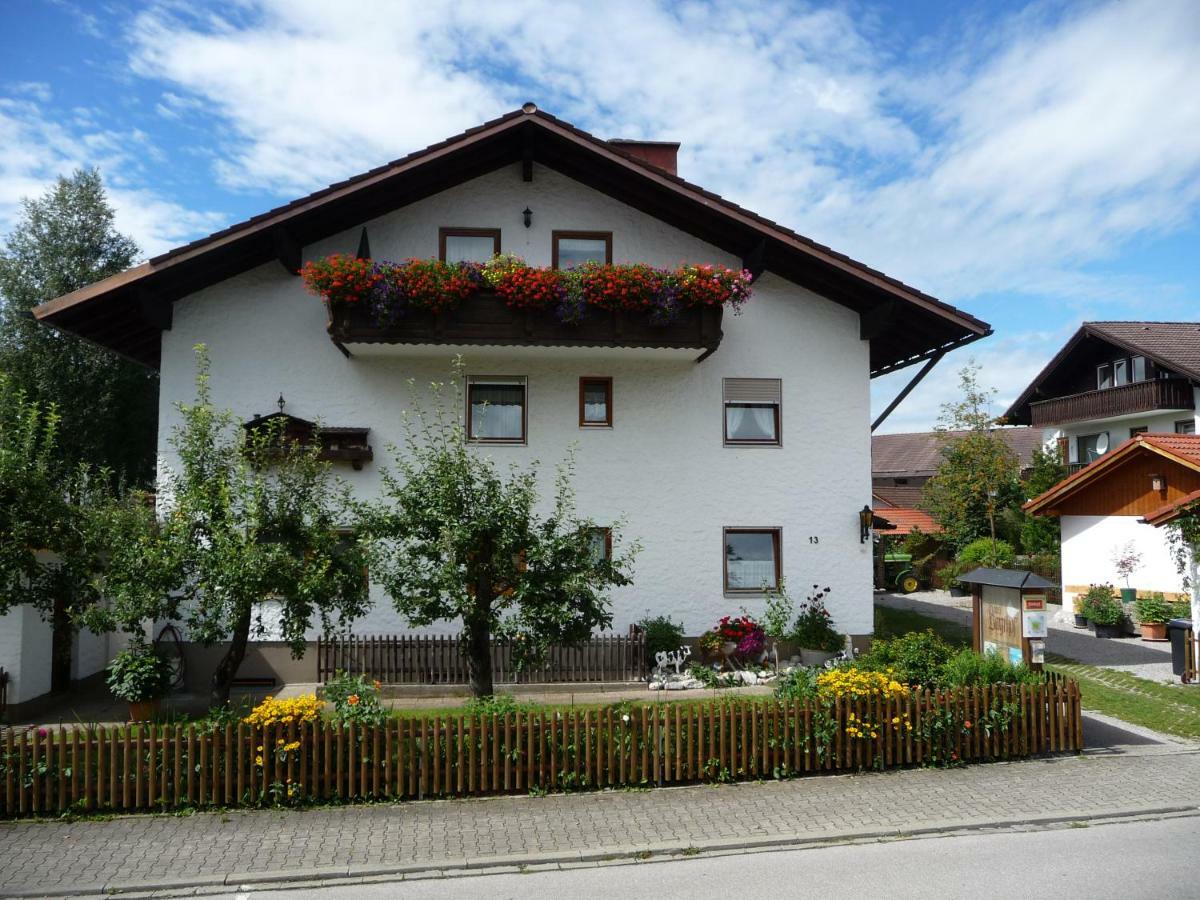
<box><xmin>1050</xmin><ymin>453</ymin><xmax>1200</xmax><ymax>516</ymax></box>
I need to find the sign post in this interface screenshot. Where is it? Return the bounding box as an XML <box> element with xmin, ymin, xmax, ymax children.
<box><xmin>959</xmin><ymin>568</ymin><xmax>1058</xmax><ymax>671</ymax></box>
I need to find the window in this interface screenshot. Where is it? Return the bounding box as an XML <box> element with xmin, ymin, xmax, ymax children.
<box><xmin>467</xmin><ymin>377</ymin><xmax>526</xmax><ymax>443</ymax></box>
<box><xmin>1096</xmin><ymin>363</ymin><xmax>1113</xmax><ymax>390</ymax></box>
<box><xmin>1077</xmin><ymin>432</ymin><xmax>1110</xmax><ymax>463</ymax></box>
<box><xmin>1129</xmin><ymin>426</ymin><xmax>1148</xmax><ymax>438</ymax></box>
<box><xmin>1177</xmin><ymin>419</ymin><xmax>1197</xmax><ymax>435</ymax></box>
<box><xmin>1113</xmin><ymin>358</ymin><xmax>1128</xmax><ymax>386</ymax></box>
<box><xmin>552</xmin><ymin>231</ymin><xmax>612</xmax><ymax>269</ymax></box>
<box><xmin>439</xmin><ymin>227</ymin><xmax>501</xmax><ymax>263</ymax></box>
<box><xmin>723</xmin><ymin>378</ymin><xmax>782</xmax><ymax>446</ymax></box>
<box><xmin>587</xmin><ymin>527</ymin><xmax>612</xmax><ymax>563</ymax></box>
<box><xmin>1132</xmin><ymin>356</ymin><xmax>1147</xmax><ymax>381</ymax></box>
<box><xmin>724</xmin><ymin>528</ymin><xmax>781</xmax><ymax>592</ymax></box>
<box><xmin>579</xmin><ymin>377</ymin><xmax>612</xmax><ymax>427</ymax></box>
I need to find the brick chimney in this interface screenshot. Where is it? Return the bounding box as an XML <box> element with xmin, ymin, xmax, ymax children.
<box><xmin>607</xmin><ymin>139</ymin><xmax>680</xmax><ymax>175</ymax></box>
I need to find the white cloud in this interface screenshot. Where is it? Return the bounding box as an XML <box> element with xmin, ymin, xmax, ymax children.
<box><xmin>0</xmin><ymin>98</ymin><xmax>225</xmax><ymax>259</ymax></box>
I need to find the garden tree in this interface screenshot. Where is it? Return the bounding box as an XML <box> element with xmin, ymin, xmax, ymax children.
<box><xmin>1016</xmin><ymin>446</ymin><xmax>1067</xmax><ymax>555</ymax></box>
<box><xmin>923</xmin><ymin>364</ymin><xmax>1023</xmax><ymax>553</ymax></box>
<box><xmin>362</xmin><ymin>366</ymin><xmax>637</xmax><ymax>698</ymax></box>
<box><xmin>0</xmin><ymin>372</ymin><xmax>110</xmax><ymax>690</ymax></box>
<box><xmin>85</xmin><ymin>347</ymin><xmax>371</xmax><ymax>706</ymax></box>
<box><xmin>0</xmin><ymin>169</ymin><xmax>158</xmax><ymax>484</ymax></box>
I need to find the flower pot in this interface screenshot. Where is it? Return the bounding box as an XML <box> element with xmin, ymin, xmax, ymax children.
<box><xmin>1120</xmin><ymin>587</ymin><xmax>1137</xmax><ymax>604</ymax></box>
<box><xmin>721</xmin><ymin>641</ymin><xmax>738</xmax><ymax>656</ymax></box>
<box><xmin>128</xmin><ymin>699</ymin><xmax>161</xmax><ymax>722</ymax></box>
<box><xmin>1140</xmin><ymin>621</ymin><xmax>1168</xmax><ymax>642</ymax></box>
<box><xmin>1092</xmin><ymin>622</ymin><xmax>1122</xmax><ymax>639</ymax></box>
<box><xmin>799</xmin><ymin>648</ymin><xmax>840</xmax><ymax>667</ymax></box>
<box><xmin>1073</xmin><ymin>614</ymin><xmax>1089</xmax><ymax>629</ymax></box>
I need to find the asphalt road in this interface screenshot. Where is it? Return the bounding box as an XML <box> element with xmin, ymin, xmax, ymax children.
<box><xmin>220</xmin><ymin>814</ymin><xmax>1200</xmax><ymax>900</ymax></box>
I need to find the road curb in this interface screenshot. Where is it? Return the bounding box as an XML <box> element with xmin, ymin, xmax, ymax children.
<box><xmin>14</xmin><ymin>803</ymin><xmax>1193</xmax><ymax>898</ymax></box>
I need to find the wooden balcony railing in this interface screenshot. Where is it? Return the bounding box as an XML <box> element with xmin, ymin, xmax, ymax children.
<box><xmin>1030</xmin><ymin>378</ymin><xmax>1195</xmax><ymax>427</ymax></box>
<box><xmin>327</xmin><ymin>293</ymin><xmax>724</xmax><ymax>358</ymax></box>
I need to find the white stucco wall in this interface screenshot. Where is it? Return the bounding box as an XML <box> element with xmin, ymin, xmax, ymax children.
<box><xmin>0</xmin><ymin>605</ymin><xmax>52</xmax><ymax>706</ymax></box>
<box><xmin>1060</xmin><ymin>515</ymin><xmax>1187</xmax><ymax>604</ymax></box>
<box><xmin>155</xmin><ymin>163</ymin><xmax>875</xmax><ymax>638</ymax></box>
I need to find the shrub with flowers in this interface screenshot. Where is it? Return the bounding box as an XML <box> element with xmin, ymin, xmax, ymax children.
<box><xmin>790</xmin><ymin>585</ymin><xmax>843</xmax><ymax>653</ymax></box>
<box><xmin>303</xmin><ymin>253</ymin><xmax>754</xmax><ymax>324</ymax></box>
<box><xmin>322</xmin><ymin>671</ymin><xmax>388</xmax><ymax>726</ymax></box>
<box><xmin>242</xmin><ymin>693</ymin><xmax>322</xmax><ymax>728</ymax></box>
<box><xmin>815</xmin><ymin>668</ymin><xmax>908</xmax><ymax>702</ymax></box>
<box><xmin>712</xmin><ymin>615</ymin><xmax>766</xmax><ymax>657</ymax></box>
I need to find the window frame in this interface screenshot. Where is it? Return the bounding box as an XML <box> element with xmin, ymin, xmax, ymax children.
<box><xmin>578</xmin><ymin>376</ymin><xmax>613</xmax><ymax>428</ymax></box>
<box><xmin>587</xmin><ymin>526</ymin><xmax>613</xmax><ymax>563</ymax></box>
<box><xmin>722</xmin><ymin>378</ymin><xmax>783</xmax><ymax>447</ymax></box>
<box><xmin>1131</xmin><ymin>355</ymin><xmax>1147</xmax><ymax>382</ymax></box>
<box><xmin>1077</xmin><ymin>432</ymin><xmax>1110</xmax><ymax>462</ymax></box>
<box><xmin>722</xmin><ymin>526</ymin><xmax>782</xmax><ymax>595</ymax></box>
<box><xmin>1129</xmin><ymin>425</ymin><xmax>1148</xmax><ymax>438</ymax></box>
<box><xmin>465</xmin><ymin>376</ymin><xmax>528</xmax><ymax>445</ymax></box>
<box><xmin>551</xmin><ymin>230</ymin><xmax>613</xmax><ymax>270</ymax></box>
<box><xmin>438</xmin><ymin>227</ymin><xmax>501</xmax><ymax>263</ymax></box>
<box><xmin>1176</xmin><ymin>419</ymin><xmax>1197</xmax><ymax>435</ymax></box>
<box><xmin>1113</xmin><ymin>358</ymin><xmax>1129</xmax><ymax>386</ymax></box>
<box><xmin>1096</xmin><ymin>363</ymin><xmax>1113</xmax><ymax>390</ymax></box>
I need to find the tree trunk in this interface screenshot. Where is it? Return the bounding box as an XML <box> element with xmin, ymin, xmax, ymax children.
<box><xmin>210</xmin><ymin>603</ymin><xmax>252</xmax><ymax>708</ymax></box>
<box><xmin>464</xmin><ymin>612</ymin><xmax>494</xmax><ymax>699</ymax></box>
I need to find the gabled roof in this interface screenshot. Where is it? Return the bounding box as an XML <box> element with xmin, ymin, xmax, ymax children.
<box><xmin>872</xmin><ymin>427</ymin><xmax>1042</xmax><ymax>477</ymax></box>
<box><xmin>1005</xmin><ymin>321</ymin><xmax>1200</xmax><ymax>424</ymax></box>
<box><xmin>32</xmin><ymin>104</ymin><xmax>990</xmax><ymax>373</ymax></box>
<box><xmin>957</xmin><ymin>567</ymin><xmax>1056</xmax><ymax>590</ymax></box>
<box><xmin>1025</xmin><ymin>432</ymin><xmax>1200</xmax><ymax>514</ymax></box>
<box><xmin>1143</xmin><ymin>487</ymin><xmax>1200</xmax><ymax>527</ymax></box>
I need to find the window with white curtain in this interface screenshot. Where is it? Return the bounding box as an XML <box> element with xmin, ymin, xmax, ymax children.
<box><xmin>579</xmin><ymin>377</ymin><xmax>612</xmax><ymax>427</ymax></box>
<box><xmin>723</xmin><ymin>378</ymin><xmax>781</xmax><ymax>445</ymax></box>
<box><xmin>467</xmin><ymin>377</ymin><xmax>526</xmax><ymax>443</ymax></box>
<box><xmin>724</xmin><ymin>528</ymin><xmax>781</xmax><ymax>592</ymax></box>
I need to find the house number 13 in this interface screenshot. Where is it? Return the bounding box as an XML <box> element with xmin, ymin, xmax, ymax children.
<box><xmin>808</xmin><ymin>536</ymin><xmax>819</xmax><ymax>544</ymax></box>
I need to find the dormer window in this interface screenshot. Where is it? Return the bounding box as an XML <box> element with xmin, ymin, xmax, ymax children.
<box><xmin>439</xmin><ymin>228</ymin><xmax>501</xmax><ymax>263</ymax></box>
<box><xmin>1113</xmin><ymin>358</ymin><xmax>1128</xmax><ymax>386</ymax></box>
<box><xmin>552</xmin><ymin>231</ymin><xmax>612</xmax><ymax>269</ymax></box>
<box><xmin>1097</xmin><ymin>363</ymin><xmax>1112</xmax><ymax>390</ymax></box>
<box><xmin>1132</xmin><ymin>356</ymin><xmax>1146</xmax><ymax>381</ymax></box>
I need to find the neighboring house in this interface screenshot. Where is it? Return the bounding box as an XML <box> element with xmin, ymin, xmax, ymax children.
<box><xmin>1025</xmin><ymin>433</ymin><xmax>1200</xmax><ymax>606</ymax></box>
<box><xmin>1005</xmin><ymin>322</ymin><xmax>1200</xmax><ymax>471</ymax></box>
<box><xmin>31</xmin><ymin>105</ymin><xmax>989</xmax><ymax>674</ymax></box>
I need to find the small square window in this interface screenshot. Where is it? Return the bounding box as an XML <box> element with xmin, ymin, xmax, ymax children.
<box><xmin>552</xmin><ymin>231</ymin><xmax>612</xmax><ymax>269</ymax></box>
<box><xmin>586</xmin><ymin>527</ymin><xmax>612</xmax><ymax>563</ymax></box>
<box><xmin>724</xmin><ymin>528</ymin><xmax>781</xmax><ymax>593</ymax></box>
<box><xmin>467</xmin><ymin>377</ymin><xmax>526</xmax><ymax>443</ymax></box>
<box><xmin>439</xmin><ymin>228</ymin><xmax>501</xmax><ymax>263</ymax></box>
<box><xmin>579</xmin><ymin>377</ymin><xmax>612</xmax><ymax>427</ymax></box>
<box><xmin>723</xmin><ymin>378</ymin><xmax>782</xmax><ymax>446</ymax></box>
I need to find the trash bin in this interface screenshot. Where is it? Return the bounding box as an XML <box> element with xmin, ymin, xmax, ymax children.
<box><xmin>1168</xmin><ymin>619</ymin><xmax>1193</xmax><ymax>677</ymax></box>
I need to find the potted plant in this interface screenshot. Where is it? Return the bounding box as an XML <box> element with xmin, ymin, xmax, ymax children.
<box><xmin>1071</xmin><ymin>595</ymin><xmax>1089</xmax><ymax>628</ymax></box>
<box><xmin>1082</xmin><ymin>584</ymin><xmax>1123</xmax><ymax>639</ymax></box>
<box><xmin>1112</xmin><ymin>541</ymin><xmax>1142</xmax><ymax>604</ymax></box>
<box><xmin>790</xmin><ymin>585</ymin><xmax>844</xmax><ymax>666</ymax></box>
<box><xmin>1135</xmin><ymin>593</ymin><xmax>1172</xmax><ymax>642</ymax></box>
<box><xmin>759</xmin><ymin>580</ymin><xmax>795</xmax><ymax>669</ymax></box>
<box><xmin>106</xmin><ymin>638</ymin><xmax>174</xmax><ymax>721</ymax></box>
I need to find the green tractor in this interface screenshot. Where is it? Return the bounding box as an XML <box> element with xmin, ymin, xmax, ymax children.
<box><xmin>883</xmin><ymin>551</ymin><xmax>921</xmax><ymax>594</ymax></box>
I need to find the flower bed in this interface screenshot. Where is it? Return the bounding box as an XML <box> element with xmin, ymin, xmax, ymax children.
<box><xmin>301</xmin><ymin>253</ymin><xmax>752</xmax><ymax>326</ymax></box>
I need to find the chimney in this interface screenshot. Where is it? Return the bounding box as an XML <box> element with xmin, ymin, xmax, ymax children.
<box><xmin>607</xmin><ymin>139</ymin><xmax>680</xmax><ymax>175</ymax></box>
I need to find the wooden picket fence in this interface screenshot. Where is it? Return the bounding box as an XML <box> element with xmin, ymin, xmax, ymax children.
<box><xmin>315</xmin><ymin>633</ymin><xmax>648</xmax><ymax>684</ymax></box>
<box><xmin>1184</xmin><ymin>631</ymin><xmax>1199</xmax><ymax>684</ymax></box>
<box><xmin>0</xmin><ymin>679</ymin><xmax>1082</xmax><ymax>818</ymax></box>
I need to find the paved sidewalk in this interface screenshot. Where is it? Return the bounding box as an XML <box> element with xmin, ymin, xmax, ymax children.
<box><xmin>3</xmin><ymin>749</ymin><xmax>1200</xmax><ymax>897</ymax></box>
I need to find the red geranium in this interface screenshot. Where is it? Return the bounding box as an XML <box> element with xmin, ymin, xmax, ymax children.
<box><xmin>300</xmin><ymin>254</ymin><xmax>381</xmax><ymax>306</ymax></box>
<box><xmin>495</xmin><ymin>267</ymin><xmax>565</xmax><ymax>310</ymax></box>
<box><xmin>579</xmin><ymin>263</ymin><xmax>662</xmax><ymax>312</ymax></box>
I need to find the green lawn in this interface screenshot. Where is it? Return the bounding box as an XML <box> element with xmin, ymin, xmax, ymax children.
<box><xmin>874</xmin><ymin>602</ymin><xmax>1200</xmax><ymax>741</ymax></box>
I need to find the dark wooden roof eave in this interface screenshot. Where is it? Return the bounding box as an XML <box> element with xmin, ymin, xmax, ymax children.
<box><xmin>33</xmin><ymin>106</ymin><xmax>990</xmax><ymax>373</ymax></box>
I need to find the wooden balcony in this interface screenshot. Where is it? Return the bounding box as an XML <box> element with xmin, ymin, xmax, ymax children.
<box><xmin>327</xmin><ymin>292</ymin><xmax>724</xmax><ymax>359</ymax></box>
<box><xmin>1030</xmin><ymin>378</ymin><xmax>1195</xmax><ymax>427</ymax></box>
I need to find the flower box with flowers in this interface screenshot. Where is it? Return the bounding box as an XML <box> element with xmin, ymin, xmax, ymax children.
<box><xmin>304</xmin><ymin>254</ymin><xmax>747</xmax><ymax>354</ymax></box>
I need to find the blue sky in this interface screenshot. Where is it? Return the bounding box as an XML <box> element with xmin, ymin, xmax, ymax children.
<box><xmin>2</xmin><ymin>0</ymin><xmax>1197</xmax><ymax>431</ymax></box>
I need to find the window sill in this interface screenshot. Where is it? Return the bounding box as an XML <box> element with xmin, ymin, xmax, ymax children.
<box><xmin>724</xmin><ymin>441</ymin><xmax>782</xmax><ymax>448</ymax></box>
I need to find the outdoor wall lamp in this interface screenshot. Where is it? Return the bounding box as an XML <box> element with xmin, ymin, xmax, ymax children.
<box><xmin>523</xmin><ymin>207</ymin><xmax>532</xmax><ymax>228</ymax></box>
<box><xmin>859</xmin><ymin>504</ymin><xmax>873</xmax><ymax>544</ymax></box>
<box><xmin>1150</xmin><ymin>473</ymin><xmax>1167</xmax><ymax>493</ymax></box>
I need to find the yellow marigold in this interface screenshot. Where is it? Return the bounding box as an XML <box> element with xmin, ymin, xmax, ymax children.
<box><xmin>243</xmin><ymin>693</ymin><xmax>321</xmax><ymax>727</ymax></box>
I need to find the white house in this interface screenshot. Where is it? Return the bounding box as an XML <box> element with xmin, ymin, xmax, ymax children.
<box><xmin>25</xmin><ymin>106</ymin><xmax>990</xmax><ymax>694</ymax></box>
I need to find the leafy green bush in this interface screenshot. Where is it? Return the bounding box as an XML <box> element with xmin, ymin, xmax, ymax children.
<box><xmin>937</xmin><ymin>648</ymin><xmax>1043</xmax><ymax>687</ymax></box>
<box><xmin>1135</xmin><ymin>593</ymin><xmax>1173</xmax><ymax>625</ymax></box>
<box><xmin>856</xmin><ymin>629</ymin><xmax>955</xmax><ymax>686</ymax></box>
<box><xmin>789</xmin><ymin>585</ymin><xmax>842</xmax><ymax>652</ymax></box>
<box><xmin>106</xmin><ymin>639</ymin><xmax>174</xmax><ymax>702</ymax></box>
<box><xmin>687</xmin><ymin>663</ymin><xmax>741</xmax><ymax>689</ymax></box>
<box><xmin>463</xmin><ymin>693</ymin><xmax>535</xmax><ymax>717</ymax></box>
<box><xmin>955</xmin><ymin>537</ymin><xmax>1016</xmax><ymax>570</ymax></box>
<box><xmin>1082</xmin><ymin>584</ymin><xmax>1123</xmax><ymax>626</ymax></box>
<box><xmin>323</xmin><ymin>671</ymin><xmax>389</xmax><ymax>726</ymax></box>
<box><xmin>773</xmin><ymin>666</ymin><xmax>820</xmax><ymax>702</ymax></box>
<box><xmin>638</xmin><ymin>615</ymin><xmax>686</xmax><ymax>663</ymax></box>
<box><xmin>1170</xmin><ymin>600</ymin><xmax>1191</xmax><ymax>620</ymax></box>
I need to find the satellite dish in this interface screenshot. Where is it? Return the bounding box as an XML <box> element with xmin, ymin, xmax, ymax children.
<box><xmin>1096</xmin><ymin>433</ymin><xmax>1110</xmax><ymax>454</ymax></box>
